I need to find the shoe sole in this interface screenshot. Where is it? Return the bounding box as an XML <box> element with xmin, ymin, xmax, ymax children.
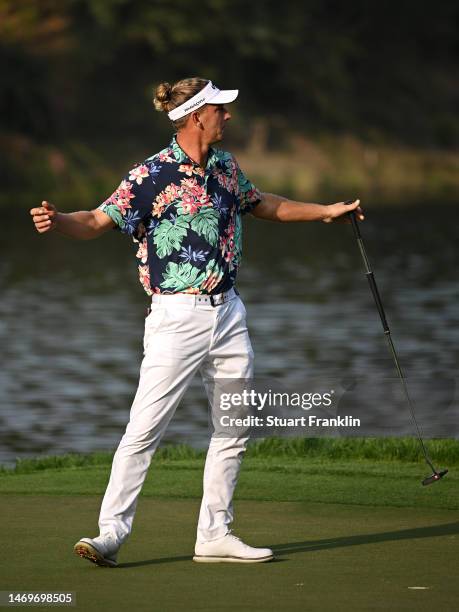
<box><xmin>193</xmin><ymin>554</ymin><xmax>273</xmax><ymax>563</ymax></box>
<box><xmin>73</xmin><ymin>541</ymin><xmax>118</xmax><ymax>568</ymax></box>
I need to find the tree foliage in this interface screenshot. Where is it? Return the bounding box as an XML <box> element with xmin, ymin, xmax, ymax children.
<box><xmin>1</xmin><ymin>0</ymin><xmax>458</xmax><ymax>150</ymax></box>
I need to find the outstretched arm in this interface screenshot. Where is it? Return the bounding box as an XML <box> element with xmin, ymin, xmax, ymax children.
<box><xmin>251</xmin><ymin>193</ymin><xmax>364</xmax><ymax>223</ymax></box>
<box><xmin>30</xmin><ymin>201</ymin><xmax>115</xmax><ymax>240</ymax></box>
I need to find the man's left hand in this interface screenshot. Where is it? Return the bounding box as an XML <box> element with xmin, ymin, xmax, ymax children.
<box><xmin>323</xmin><ymin>199</ymin><xmax>364</xmax><ymax>224</ymax></box>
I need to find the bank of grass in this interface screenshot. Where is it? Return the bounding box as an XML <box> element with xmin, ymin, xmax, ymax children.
<box><xmin>2</xmin><ymin>437</ymin><xmax>458</xmax><ymax>475</ymax></box>
<box><xmin>0</xmin><ymin>438</ymin><xmax>457</xmax><ymax>510</ymax></box>
<box><xmin>0</xmin><ymin>438</ymin><xmax>459</xmax><ymax>510</ymax></box>
<box><xmin>237</xmin><ymin>135</ymin><xmax>459</xmax><ymax>204</ymax></box>
<box><xmin>6</xmin><ymin>135</ymin><xmax>459</xmax><ymax>210</ymax></box>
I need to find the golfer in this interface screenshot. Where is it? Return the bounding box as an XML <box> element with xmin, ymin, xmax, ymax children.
<box><xmin>30</xmin><ymin>77</ymin><xmax>364</xmax><ymax>566</ymax></box>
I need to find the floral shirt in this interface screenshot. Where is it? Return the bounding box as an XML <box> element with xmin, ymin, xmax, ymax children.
<box><xmin>98</xmin><ymin>136</ymin><xmax>261</xmax><ymax>296</ymax></box>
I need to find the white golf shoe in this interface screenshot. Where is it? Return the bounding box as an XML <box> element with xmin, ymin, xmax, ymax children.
<box><xmin>73</xmin><ymin>534</ymin><xmax>119</xmax><ymax>567</ymax></box>
<box><xmin>193</xmin><ymin>532</ymin><xmax>273</xmax><ymax>563</ymax></box>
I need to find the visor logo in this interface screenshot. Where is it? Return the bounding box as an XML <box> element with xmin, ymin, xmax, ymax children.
<box><xmin>183</xmin><ymin>96</ymin><xmax>207</xmax><ymax>113</ymax></box>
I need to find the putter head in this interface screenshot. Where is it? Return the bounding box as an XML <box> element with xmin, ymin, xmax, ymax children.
<box><xmin>422</xmin><ymin>469</ymin><xmax>448</xmax><ymax>486</ymax></box>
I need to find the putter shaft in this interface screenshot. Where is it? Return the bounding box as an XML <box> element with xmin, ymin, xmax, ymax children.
<box><xmin>348</xmin><ymin>211</ymin><xmax>444</xmax><ymax>481</ymax></box>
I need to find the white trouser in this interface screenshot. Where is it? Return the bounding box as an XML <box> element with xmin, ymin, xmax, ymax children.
<box><xmin>98</xmin><ymin>291</ymin><xmax>254</xmax><ymax>545</ymax></box>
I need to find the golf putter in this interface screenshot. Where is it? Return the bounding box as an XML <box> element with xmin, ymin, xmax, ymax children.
<box><xmin>346</xmin><ymin>204</ymin><xmax>448</xmax><ymax>486</ymax></box>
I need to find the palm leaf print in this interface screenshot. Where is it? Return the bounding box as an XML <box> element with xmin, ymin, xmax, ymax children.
<box><xmin>100</xmin><ymin>203</ymin><xmax>125</xmax><ymax>229</ymax></box>
<box><xmin>190</xmin><ymin>208</ymin><xmax>220</xmax><ymax>247</ymax></box>
<box><xmin>160</xmin><ymin>262</ymin><xmax>206</xmax><ymax>291</ymax></box>
<box><xmin>153</xmin><ymin>215</ymin><xmax>190</xmax><ymax>259</ymax></box>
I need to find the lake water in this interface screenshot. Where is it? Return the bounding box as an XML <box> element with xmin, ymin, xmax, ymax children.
<box><xmin>1</xmin><ymin>204</ymin><xmax>458</xmax><ymax>466</ymax></box>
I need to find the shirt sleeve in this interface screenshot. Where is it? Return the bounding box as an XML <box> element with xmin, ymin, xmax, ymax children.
<box><xmin>97</xmin><ymin>163</ymin><xmax>153</xmax><ymax>239</ymax></box>
<box><xmin>233</xmin><ymin>157</ymin><xmax>262</xmax><ymax>215</ymax></box>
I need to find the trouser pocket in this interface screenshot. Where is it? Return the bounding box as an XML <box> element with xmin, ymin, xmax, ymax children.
<box><xmin>143</xmin><ymin>306</ymin><xmax>167</xmax><ymax>352</ymax></box>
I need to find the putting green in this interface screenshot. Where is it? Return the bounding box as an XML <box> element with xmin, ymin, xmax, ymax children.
<box><xmin>2</xmin><ymin>495</ymin><xmax>458</xmax><ymax>611</ymax></box>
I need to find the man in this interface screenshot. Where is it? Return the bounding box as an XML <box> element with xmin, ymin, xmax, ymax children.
<box><xmin>30</xmin><ymin>78</ymin><xmax>364</xmax><ymax>566</ymax></box>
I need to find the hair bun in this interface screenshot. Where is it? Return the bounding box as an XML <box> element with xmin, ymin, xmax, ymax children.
<box><xmin>154</xmin><ymin>82</ymin><xmax>173</xmax><ymax>111</ymax></box>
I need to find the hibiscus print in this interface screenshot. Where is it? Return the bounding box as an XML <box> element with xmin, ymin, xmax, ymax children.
<box><xmin>180</xmin><ymin>177</ymin><xmax>210</xmax><ymax>208</ymax></box>
<box><xmin>183</xmin><ymin>287</ymin><xmax>201</xmax><ymax>294</ymax></box>
<box><xmin>129</xmin><ymin>165</ymin><xmax>149</xmax><ymax>185</ymax></box>
<box><xmin>136</xmin><ymin>240</ymin><xmax>148</xmax><ymax>264</ymax></box>
<box><xmin>138</xmin><ymin>264</ymin><xmax>152</xmax><ymax>295</ymax></box>
<box><xmin>153</xmin><ymin>198</ymin><xmax>166</xmax><ymax>218</ymax></box>
<box><xmin>214</xmin><ymin>155</ymin><xmax>239</xmax><ymax>194</ymax></box>
<box><xmin>153</xmin><ymin>183</ymin><xmax>181</xmax><ymax>217</ymax></box>
<box><xmin>178</xmin><ymin>164</ymin><xmax>205</xmax><ymax>177</ymax></box>
<box><xmin>99</xmin><ymin>135</ymin><xmax>261</xmax><ymax>296</ymax></box>
<box><xmin>104</xmin><ymin>180</ymin><xmax>135</xmax><ymax>212</ymax></box>
<box><xmin>178</xmin><ymin>164</ymin><xmax>194</xmax><ymax>176</ymax></box>
<box><xmin>158</xmin><ymin>150</ymin><xmax>175</xmax><ymax>163</ymax></box>
<box><xmin>220</xmin><ymin>221</ymin><xmax>236</xmax><ymax>267</ymax></box>
<box><xmin>180</xmin><ymin>192</ymin><xmax>200</xmax><ymax>215</ymax></box>
<box><xmin>214</xmin><ymin>170</ymin><xmax>230</xmax><ymax>191</ymax></box>
<box><xmin>181</xmin><ymin>177</ymin><xmax>202</xmax><ymax>197</ymax></box>
<box><xmin>201</xmin><ymin>269</ymin><xmax>223</xmax><ymax>293</ymax></box>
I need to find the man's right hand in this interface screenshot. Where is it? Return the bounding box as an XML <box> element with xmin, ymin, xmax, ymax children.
<box><xmin>30</xmin><ymin>201</ymin><xmax>59</xmax><ymax>234</ymax></box>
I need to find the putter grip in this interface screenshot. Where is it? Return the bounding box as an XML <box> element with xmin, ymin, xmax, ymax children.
<box><xmin>348</xmin><ymin>210</ymin><xmax>361</xmax><ymax>239</ymax></box>
<box><xmin>347</xmin><ymin>205</ymin><xmax>390</xmax><ymax>333</ymax></box>
<box><xmin>366</xmin><ymin>272</ymin><xmax>390</xmax><ymax>333</ymax></box>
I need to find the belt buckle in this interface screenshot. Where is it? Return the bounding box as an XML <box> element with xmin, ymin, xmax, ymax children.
<box><xmin>209</xmin><ymin>291</ymin><xmax>228</xmax><ymax>307</ymax></box>
<box><xmin>210</xmin><ymin>293</ymin><xmax>225</xmax><ymax>307</ymax></box>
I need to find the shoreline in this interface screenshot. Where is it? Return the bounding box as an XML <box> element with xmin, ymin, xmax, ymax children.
<box><xmin>2</xmin><ymin>437</ymin><xmax>458</xmax><ymax>474</ymax></box>
<box><xmin>4</xmin><ymin>134</ymin><xmax>458</xmax><ymax>210</ymax></box>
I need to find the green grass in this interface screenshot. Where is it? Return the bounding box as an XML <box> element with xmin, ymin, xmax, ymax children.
<box><xmin>1</xmin><ymin>438</ymin><xmax>458</xmax><ymax>611</ymax></box>
<box><xmin>2</xmin><ymin>496</ymin><xmax>459</xmax><ymax>611</ymax></box>
<box><xmin>0</xmin><ymin>439</ymin><xmax>456</xmax><ymax>510</ymax></box>
<box><xmin>2</xmin><ymin>437</ymin><xmax>458</xmax><ymax>474</ymax></box>
<box><xmin>245</xmin><ymin>437</ymin><xmax>459</xmax><ymax>464</ymax></box>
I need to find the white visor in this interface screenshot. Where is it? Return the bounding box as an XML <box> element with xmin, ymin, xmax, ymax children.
<box><xmin>167</xmin><ymin>81</ymin><xmax>238</xmax><ymax>121</ymax></box>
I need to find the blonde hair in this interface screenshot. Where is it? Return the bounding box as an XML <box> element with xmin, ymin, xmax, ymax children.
<box><xmin>153</xmin><ymin>77</ymin><xmax>209</xmax><ymax>129</ymax></box>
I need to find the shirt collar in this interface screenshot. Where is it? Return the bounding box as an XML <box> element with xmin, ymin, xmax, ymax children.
<box><xmin>169</xmin><ymin>134</ymin><xmax>220</xmax><ymax>172</ymax></box>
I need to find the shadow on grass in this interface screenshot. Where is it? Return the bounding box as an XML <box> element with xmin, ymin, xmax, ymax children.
<box><xmin>119</xmin><ymin>555</ymin><xmax>287</xmax><ymax>568</ymax></box>
<box><xmin>117</xmin><ymin>522</ymin><xmax>459</xmax><ymax>568</ymax></box>
<box><xmin>271</xmin><ymin>522</ymin><xmax>459</xmax><ymax>556</ymax></box>
<box><xmin>119</xmin><ymin>555</ymin><xmax>192</xmax><ymax>568</ymax></box>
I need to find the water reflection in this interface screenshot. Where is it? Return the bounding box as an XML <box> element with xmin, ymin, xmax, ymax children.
<box><xmin>1</xmin><ymin>205</ymin><xmax>458</xmax><ymax>465</ymax></box>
